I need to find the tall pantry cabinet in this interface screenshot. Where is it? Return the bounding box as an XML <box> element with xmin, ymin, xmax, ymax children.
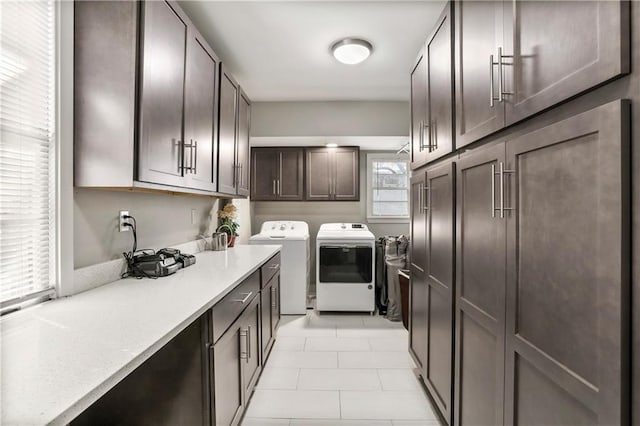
<box><xmin>410</xmin><ymin>1</ymin><xmax>631</xmax><ymax>425</ymax></box>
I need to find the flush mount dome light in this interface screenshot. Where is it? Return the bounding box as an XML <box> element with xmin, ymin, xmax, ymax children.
<box><xmin>331</xmin><ymin>38</ymin><xmax>372</xmax><ymax>65</ymax></box>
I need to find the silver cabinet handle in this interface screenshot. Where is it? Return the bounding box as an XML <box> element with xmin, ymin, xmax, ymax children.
<box><xmin>271</xmin><ymin>286</ymin><xmax>277</xmax><ymax>308</ymax></box>
<box><xmin>491</xmin><ymin>163</ymin><xmax>497</xmax><ymax>218</ymax></box>
<box><xmin>499</xmin><ymin>161</ymin><xmax>515</xmax><ymax>218</ymax></box>
<box><xmin>422</xmin><ymin>185</ymin><xmax>430</xmax><ymax>211</ymax></box>
<box><xmin>497</xmin><ymin>47</ymin><xmax>513</xmax><ymax>103</ymax></box>
<box><xmin>246</xmin><ymin>325</ymin><xmax>251</xmax><ymax>362</ymax></box>
<box><xmin>177</xmin><ymin>139</ymin><xmax>183</xmax><ymax>173</ymax></box>
<box><xmin>277</xmin><ymin>179</ymin><xmax>280</xmax><ymax>195</ymax></box>
<box><xmin>417</xmin><ymin>183</ymin><xmax>422</xmax><ymax>214</ymax></box>
<box><xmin>240</xmin><ymin>328</ymin><xmax>248</xmax><ymax>360</ymax></box>
<box><xmin>418</xmin><ymin>120</ymin><xmax>424</xmax><ymax>151</ymax></box>
<box><xmin>490</xmin><ymin>54</ymin><xmax>496</xmax><ymax>107</ymax></box>
<box><xmin>420</xmin><ymin>121</ymin><xmax>432</xmax><ymax>151</ymax></box>
<box><xmin>269</xmin><ymin>264</ymin><xmax>280</xmax><ymax>269</ymax></box>
<box><xmin>273</xmin><ymin>180</ymin><xmax>276</xmax><ymax>195</ymax></box>
<box><xmin>193</xmin><ymin>140</ymin><xmax>197</xmax><ymax>174</ymax></box>
<box><xmin>233</xmin><ymin>292</ymin><xmax>253</xmax><ymax>304</ymax></box>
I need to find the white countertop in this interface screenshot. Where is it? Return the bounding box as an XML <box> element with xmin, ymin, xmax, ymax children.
<box><xmin>0</xmin><ymin>245</ymin><xmax>281</xmax><ymax>425</ymax></box>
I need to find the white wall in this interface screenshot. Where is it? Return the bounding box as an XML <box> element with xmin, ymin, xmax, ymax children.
<box><xmin>251</xmin><ymin>101</ymin><xmax>409</xmax><ymax>137</ymax></box>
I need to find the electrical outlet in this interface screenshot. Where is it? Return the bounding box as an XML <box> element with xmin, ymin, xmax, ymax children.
<box><xmin>119</xmin><ymin>210</ymin><xmax>130</xmax><ymax>232</ymax></box>
<box><xmin>191</xmin><ymin>209</ymin><xmax>197</xmax><ymax>225</ymax></box>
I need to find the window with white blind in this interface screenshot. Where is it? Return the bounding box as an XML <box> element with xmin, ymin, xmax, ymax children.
<box><xmin>0</xmin><ymin>1</ymin><xmax>57</xmax><ymax>308</ymax></box>
<box><xmin>366</xmin><ymin>153</ymin><xmax>410</xmax><ymax>222</ymax></box>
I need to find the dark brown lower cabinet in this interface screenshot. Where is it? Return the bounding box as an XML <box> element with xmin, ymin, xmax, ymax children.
<box><xmin>454</xmin><ymin>142</ymin><xmax>507</xmax><ymax>426</ymax></box>
<box><xmin>71</xmin><ymin>313</ymin><xmax>211</xmax><ymax>426</ymax></box>
<box><xmin>448</xmin><ymin>99</ymin><xmax>630</xmax><ymax>425</ymax></box>
<box><xmin>212</xmin><ymin>295</ymin><xmax>261</xmax><ymax>426</ymax></box>
<box><xmin>261</xmin><ymin>272</ymin><xmax>281</xmax><ymax>362</ymax></box>
<box><xmin>503</xmin><ymin>100</ymin><xmax>630</xmax><ymax>425</ymax></box>
<box><xmin>423</xmin><ymin>161</ymin><xmax>455</xmax><ymax>425</ymax></box>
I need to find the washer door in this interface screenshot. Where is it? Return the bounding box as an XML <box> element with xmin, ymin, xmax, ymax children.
<box><xmin>318</xmin><ymin>244</ymin><xmax>373</xmax><ymax>283</ymax></box>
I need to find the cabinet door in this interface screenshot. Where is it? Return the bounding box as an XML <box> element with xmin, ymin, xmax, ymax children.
<box><xmin>237</xmin><ymin>89</ymin><xmax>251</xmax><ymax>197</ymax></box>
<box><xmin>424</xmin><ymin>161</ymin><xmax>455</xmax><ymax>425</ymax></box>
<box><xmin>410</xmin><ymin>50</ymin><xmax>428</xmax><ymax>169</ymax></box>
<box><xmin>504</xmin><ymin>101</ymin><xmax>630</xmax><ymax>425</ymax></box>
<box><xmin>425</xmin><ymin>3</ymin><xmax>454</xmax><ymax>164</ymax></box>
<box><xmin>455</xmin><ymin>1</ymin><xmax>505</xmax><ymax>148</ymax></box>
<box><xmin>271</xmin><ymin>273</ymin><xmax>281</xmax><ymax>333</ymax></box>
<box><xmin>261</xmin><ymin>280</ymin><xmax>275</xmax><ymax>361</ymax></box>
<box><xmin>241</xmin><ymin>297</ymin><xmax>262</xmax><ymax>399</ymax></box>
<box><xmin>333</xmin><ymin>147</ymin><xmax>359</xmax><ymax>201</ymax></box>
<box><xmin>251</xmin><ymin>148</ymin><xmax>278</xmax><ymax>201</ymax></box>
<box><xmin>454</xmin><ymin>143</ymin><xmax>506</xmax><ymax>426</ymax></box>
<box><xmin>504</xmin><ymin>1</ymin><xmax>629</xmax><ymax>125</ymax></box>
<box><xmin>306</xmin><ymin>148</ymin><xmax>332</xmax><ymax>200</ymax></box>
<box><xmin>278</xmin><ymin>148</ymin><xmax>305</xmax><ymax>200</ymax></box>
<box><xmin>409</xmin><ymin>170</ymin><xmax>427</xmax><ymax>370</ymax></box>
<box><xmin>212</xmin><ymin>316</ymin><xmax>244</xmax><ymax>426</ymax></box>
<box><xmin>218</xmin><ymin>67</ymin><xmax>239</xmax><ymax>195</ymax></box>
<box><xmin>183</xmin><ymin>31</ymin><xmax>218</xmax><ymax>191</ymax></box>
<box><xmin>138</xmin><ymin>0</ymin><xmax>187</xmax><ymax>187</ymax></box>
<box><xmin>72</xmin><ymin>314</ymin><xmax>210</xmax><ymax>425</ymax></box>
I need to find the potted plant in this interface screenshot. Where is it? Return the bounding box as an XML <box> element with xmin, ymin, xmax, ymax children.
<box><xmin>217</xmin><ymin>203</ymin><xmax>240</xmax><ymax>247</ymax></box>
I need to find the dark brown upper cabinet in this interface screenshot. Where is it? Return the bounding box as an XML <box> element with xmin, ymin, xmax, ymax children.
<box><xmin>251</xmin><ymin>148</ymin><xmax>304</xmax><ymax>201</ymax></box>
<box><xmin>305</xmin><ymin>147</ymin><xmax>359</xmax><ymax>201</ymax></box>
<box><xmin>217</xmin><ymin>67</ymin><xmax>240</xmax><ymax>195</ymax></box>
<box><xmin>74</xmin><ymin>0</ymin><xmax>242</xmax><ymax>197</ymax></box>
<box><xmin>182</xmin><ymin>29</ymin><xmax>220</xmax><ymax>191</ymax></box>
<box><xmin>411</xmin><ymin>3</ymin><xmax>454</xmax><ymax>170</ymax></box>
<box><xmin>236</xmin><ymin>88</ymin><xmax>251</xmax><ymax>197</ymax></box>
<box><xmin>455</xmin><ymin>0</ymin><xmax>629</xmax><ymax>149</ymax></box>
<box><xmin>137</xmin><ymin>0</ymin><xmax>189</xmax><ymax>188</ymax></box>
<box><xmin>218</xmin><ymin>67</ymin><xmax>251</xmax><ymax>197</ymax></box>
<box><xmin>454</xmin><ymin>1</ymin><xmax>505</xmax><ymax>149</ymax></box>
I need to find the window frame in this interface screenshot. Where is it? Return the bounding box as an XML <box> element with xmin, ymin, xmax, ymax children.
<box><xmin>365</xmin><ymin>153</ymin><xmax>410</xmax><ymax>224</ymax></box>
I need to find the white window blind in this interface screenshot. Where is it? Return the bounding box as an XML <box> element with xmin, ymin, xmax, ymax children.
<box><xmin>0</xmin><ymin>1</ymin><xmax>57</xmax><ymax>306</ymax></box>
<box><xmin>366</xmin><ymin>154</ymin><xmax>409</xmax><ymax>222</ymax></box>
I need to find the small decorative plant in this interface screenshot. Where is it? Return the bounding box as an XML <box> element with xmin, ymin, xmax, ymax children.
<box><xmin>217</xmin><ymin>202</ymin><xmax>240</xmax><ymax>246</ymax></box>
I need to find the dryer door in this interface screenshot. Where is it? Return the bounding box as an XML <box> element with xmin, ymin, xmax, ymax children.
<box><xmin>318</xmin><ymin>244</ymin><xmax>373</xmax><ymax>284</ymax></box>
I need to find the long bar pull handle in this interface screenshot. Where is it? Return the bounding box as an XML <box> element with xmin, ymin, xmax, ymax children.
<box><xmin>277</xmin><ymin>179</ymin><xmax>280</xmax><ymax>195</ymax></box>
<box><xmin>491</xmin><ymin>163</ymin><xmax>496</xmax><ymax>218</ymax></box>
<box><xmin>417</xmin><ymin>183</ymin><xmax>422</xmax><ymax>215</ymax></box>
<box><xmin>273</xmin><ymin>180</ymin><xmax>277</xmax><ymax>195</ymax></box>
<box><xmin>490</xmin><ymin>54</ymin><xmax>495</xmax><ymax>107</ymax></box>
<box><xmin>498</xmin><ymin>47</ymin><xmax>514</xmax><ymax>102</ymax></box>
<box><xmin>193</xmin><ymin>140</ymin><xmax>197</xmax><ymax>174</ymax></box>
<box><xmin>423</xmin><ymin>185</ymin><xmax>430</xmax><ymax>211</ymax></box>
<box><xmin>271</xmin><ymin>286</ymin><xmax>277</xmax><ymax>308</ymax></box>
<box><xmin>240</xmin><ymin>328</ymin><xmax>248</xmax><ymax>360</ymax></box>
<box><xmin>500</xmin><ymin>161</ymin><xmax>516</xmax><ymax>217</ymax></box>
<box><xmin>247</xmin><ymin>325</ymin><xmax>251</xmax><ymax>362</ymax></box>
<box><xmin>499</xmin><ymin>162</ymin><xmax>505</xmax><ymax>218</ymax></box>
<box><xmin>233</xmin><ymin>292</ymin><xmax>253</xmax><ymax>304</ymax></box>
<box><xmin>418</xmin><ymin>120</ymin><xmax>423</xmax><ymax>151</ymax></box>
<box><xmin>420</xmin><ymin>121</ymin><xmax>432</xmax><ymax>151</ymax></box>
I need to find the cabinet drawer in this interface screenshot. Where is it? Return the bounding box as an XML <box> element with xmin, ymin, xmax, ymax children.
<box><xmin>212</xmin><ymin>270</ymin><xmax>260</xmax><ymax>343</ymax></box>
<box><xmin>260</xmin><ymin>253</ymin><xmax>281</xmax><ymax>288</ymax></box>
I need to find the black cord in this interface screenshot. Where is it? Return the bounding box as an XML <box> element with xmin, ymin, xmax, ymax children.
<box><xmin>120</xmin><ymin>215</ymin><xmax>157</xmax><ymax>279</ymax></box>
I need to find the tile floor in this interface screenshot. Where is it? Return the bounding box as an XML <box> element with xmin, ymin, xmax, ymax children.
<box><xmin>241</xmin><ymin>311</ymin><xmax>441</xmax><ymax>426</ymax></box>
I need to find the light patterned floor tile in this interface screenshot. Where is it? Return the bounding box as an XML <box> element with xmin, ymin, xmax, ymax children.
<box><xmin>340</xmin><ymin>391</ymin><xmax>437</xmax><ymax>420</ymax></box>
<box><xmin>291</xmin><ymin>420</ymin><xmax>392</xmax><ymax>426</ymax></box>
<box><xmin>377</xmin><ymin>369</ymin><xmax>424</xmax><ymax>391</ymax></box>
<box><xmin>339</xmin><ymin>351</ymin><xmax>413</xmax><ymax>369</ymax></box>
<box><xmin>256</xmin><ymin>367</ymin><xmax>300</xmax><ymax>390</ymax></box>
<box><xmin>369</xmin><ymin>337</ymin><xmax>409</xmax><ymax>352</ymax></box>
<box><xmin>241</xmin><ymin>418</ymin><xmax>291</xmax><ymax>426</ymax></box>
<box><xmin>268</xmin><ymin>351</ymin><xmax>338</xmax><ymax>369</ymax></box>
<box><xmin>245</xmin><ymin>390</ymin><xmax>340</xmax><ymax>419</ymax></box>
<box><xmin>305</xmin><ymin>337</ymin><xmax>370</xmax><ymax>352</ymax></box>
<box><xmin>297</xmin><ymin>368</ymin><xmax>381</xmax><ymax>390</ymax></box>
<box><xmin>273</xmin><ymin>336</ymin><xmax>306</xmax><ymax>351</ymax></box>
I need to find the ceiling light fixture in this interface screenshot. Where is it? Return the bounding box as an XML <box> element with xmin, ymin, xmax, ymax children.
<box><xmin>331</xmin><ymin>38</ymin><xmax>372</xmax><ymax>65</ymax></box>
<box><xmin>326</xmin><ymin>143</ymin><xmax>338</xmax><ymax>148</ymax></box>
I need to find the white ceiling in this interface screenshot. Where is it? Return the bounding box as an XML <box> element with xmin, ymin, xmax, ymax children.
<box><xmin>179</xmin><ymin>1</ymin><xmax>447</xmax><ymax>102</ymax></box>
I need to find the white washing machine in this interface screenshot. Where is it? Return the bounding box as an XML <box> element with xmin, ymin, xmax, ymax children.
<box><xmin>316</xmin><ymin>223</ymin><xmax>375</xmax><ymax>313</ymax></box>
<box><xmin>249</xmin><ymin>221</ymin><xmax>310</xmax><ymax>315</ymax></box>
